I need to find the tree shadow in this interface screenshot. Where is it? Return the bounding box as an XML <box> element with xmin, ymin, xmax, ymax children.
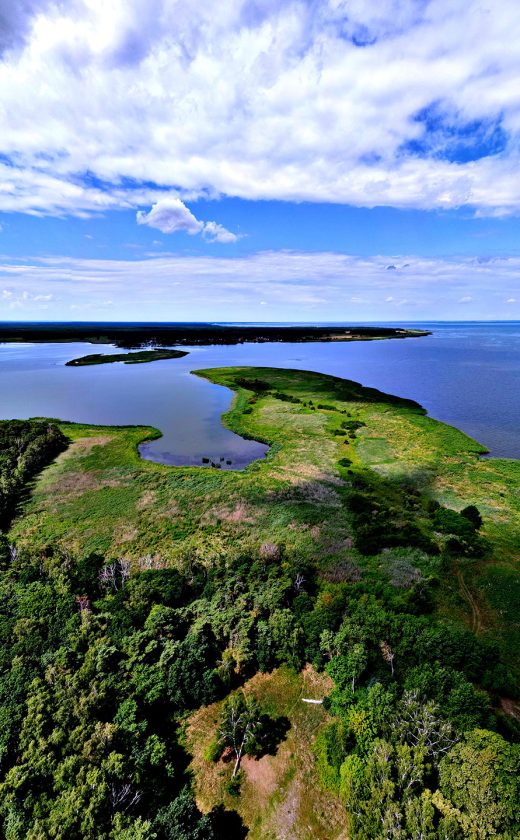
<box><xmin>250</xmin><ymin>714</ymin><xmax>291</xmax><ymax>759</ymax></box>
<box><xmin>210</xmin><ymin>805</ymin><xmax>248</xmax><ymax>839</ymax></box>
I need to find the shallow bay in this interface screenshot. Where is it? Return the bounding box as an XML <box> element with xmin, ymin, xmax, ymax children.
<box><xmin>1</xmin><ymin>321</ymin><xmax>519</xmax><ymax>464</ymax></box>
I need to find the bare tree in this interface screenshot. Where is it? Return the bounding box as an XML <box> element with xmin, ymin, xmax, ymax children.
<box><xmin>394</xmin><ymin>690</ymin><xmax>456</xmax><ymax>762</ymax></box>
<box><xmin>218</xmin><ymin>691</ymin><xmax>261</xmax><ymax>778</ymax></box>
<box><xmin>118</xmin><ymin>558</ymin><xmax>131</xmax><ymax>588</ymax></box>
<box><xmin>99</xmin><ymin>562</ymin><xmax>118</xmax><ymax>592</ymax></box>
<box><xmin>138</xmin><ymin>554</ymin><xmax>153</xmax><ymax>571</ymax></box>
<box><xmin>294</xmin><ymin>572</ymin><xmax>305</xmax><ymax>592</ymax></box>
<box><xmin>109</xmin><ymin>783</ymin><xmax>141</xmax><ymax>816</ymax></box>
<box><xmin>76</xmin><ymin>595</ymin><xmax>91</xmax><ymax>624</ymax></box>
<box><xmin>380</xmin><ymin>640</ymin><xmax>395</xmax><ymax>675</ymax></box>
<box><xmin>259</xmin><ymin>542</ymin><xmax>280</xmax><ymax>568</ymax></box>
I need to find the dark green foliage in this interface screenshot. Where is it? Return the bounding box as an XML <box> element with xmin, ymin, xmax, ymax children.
<box><xmin>348</xmin><ymin>471</ymin><xmax>438</xmax><ymax>556</ymax></box>
<box><xmin>340</xmin><ymin>419</ymin><xmax>366</xmax><ymax>433</ymax></box>
<box><xmin>347</xmin><ymin>469</ymin><xmax>490</xmax><ymax>560</ymax></box>
<box><xmin>234</xmin><ymin>377</ymin><xmax>271</xmax><ymax>392</ymax></box>
<box><xmin>271</xmin><ymin>392</ymin><xmax>301</xmax><ymax>404</ymax></box>
<box><xmin>0</xmin><ymin>323</ymin><xmax>429</xmax><ymax>349</ymax></box>
<box><xmin>403</xmin><ymin>663</ymin><xmax>493</xmax><ymax>730</ymax></box>
<box><xmin>318</xmin><ymin>578</ymin><xmax>519</xmax><ymax>839</ymax></box>
<box><xmin>0</xmin><ymin>545</ymin><xmax>246</xmax><ymax>838</ymax></box>
<box><xmin>153</xmin><ymin>789</ymin><xmax>216</xmax><ymax>839</ymax></box>
<box><xmin>460</xmin><ymin>504</ymin><xmax>483</xmax><ymax>530</ymax></box>
<box><xmin>0</xmin><ymin>533</ymin><xmax>10</xmax><ymax>569</ymax></box>
<box><xmin>0</xmin><ymin>419</ymin><xmax>68</xmax><ymax>527</ymax></box>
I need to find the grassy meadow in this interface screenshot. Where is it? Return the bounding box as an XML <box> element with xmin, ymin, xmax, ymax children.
<box><xmin>10</xmin><ymin>366</ymin><xmax>520</xmax><ymax>670</ymax></box>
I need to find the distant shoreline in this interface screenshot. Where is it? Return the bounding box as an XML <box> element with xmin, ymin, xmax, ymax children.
<box><xmin>0</xmin><ymin>323</ymin><xmax>430</xmax><ymax>349</ymax></box>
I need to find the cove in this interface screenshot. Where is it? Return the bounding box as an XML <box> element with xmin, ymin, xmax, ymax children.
<box><xmin>0</xmin><ymin>342</ymin><xmax>268</xmax><ymax>470</ymax></box>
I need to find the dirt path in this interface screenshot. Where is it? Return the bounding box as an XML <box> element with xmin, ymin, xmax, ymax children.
<box><xmin>457</xmin><ymin>569</ymin><xmax>483</xmax><ymax>634</ymax></box>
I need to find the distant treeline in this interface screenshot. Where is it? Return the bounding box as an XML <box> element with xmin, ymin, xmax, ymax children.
<box><xmin>0</xmin><ymin>322</ymin><xmax>429</xmax><ymax>349</ymax></box>
<box><xmin>0</xmin><ymin>420</ymin><xmax>68</xmax><ymax>529</ymax></box>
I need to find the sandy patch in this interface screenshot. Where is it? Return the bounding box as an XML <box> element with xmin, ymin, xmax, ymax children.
<box><xmin>159</xmin><ymin>500</ymin><xmax>179</xmax><ymax>518</ymax></box>
<box><xmin>136</xmin><ymin>490</ymin><xmax>158</xmax><ymax>510</ymax></box>
<box><xmin>50</xmin><ymin>471</ymin><xmax>122</xmax><ymax>498</ymax></box>
<box><xmin>242</xmin><ymin>754</ymin><xmax>279</xmax><ymax>802</ymax></box>
<box><xmin>113</xmin><ymin>523</ymin><xmax>139</xmax><ymax>544</ymax></box>
<box><xmin>63</xmin><ymin>435</ymin><xmax>113</xmax><ymax>457</ymax></box>
<box><xmin>209</xmin><ymin>501</ymin><xmax>257</xmax><ymax>524</ymax></box>
<box><xmin>268</xmin><ymin>480</ymin><xmax>341</xmax><ymax>507</ymax></box>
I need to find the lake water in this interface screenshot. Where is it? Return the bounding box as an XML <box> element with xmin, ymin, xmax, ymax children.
<box><xmin>0</xmin><ymin>322</ymin><xmax>519</xmax><ymax>466</ymax></box>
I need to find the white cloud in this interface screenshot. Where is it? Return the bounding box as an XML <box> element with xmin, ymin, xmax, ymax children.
<box><xmin>137</xmin><ymin>198</ymin><xmax>203</xmax><ymax>235</ymax></box>
<box><xmin>458</xmin><ymin>295</ymin><xmax>473</xmax><ymax>302</ymax></box>
<box><xmin>0</xmin><ymin>250</ymin><xmax>519</xmax><ymax>320</ymax></box>
<box><xmin>0</xmin><ymin>1</ymin><xmax>520</xmax><ymax>215</ymax></box>
<box><xmin>506</xmin><ymin>297</ymin><xmax>516</xmax><ymax>303</ymax></box>
<box><xmin>136</xmin><ymin>198</ymin><xmax>237</xmax><ymax>242</ymax></box>
<box><xmin>202</xmin><ymin>221</ymin><xmax>238</xmax><ymax>244</ymax></box>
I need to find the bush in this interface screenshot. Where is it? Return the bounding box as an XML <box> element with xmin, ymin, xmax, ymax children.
<box><xmin>460</xmin><ymin>504</ymin><xmax>483</xmax><ymax>530</ymax></box>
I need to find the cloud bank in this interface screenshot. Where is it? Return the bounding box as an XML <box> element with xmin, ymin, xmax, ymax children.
<box><xmin>0</xmin><ymin>1</ymin><xmax>520</xmax><ymax>215</ymax></box>
<box><xmin>1</xmin><ymin>250</ymin><xmax>518</xmax><ymax>321</ymax></box>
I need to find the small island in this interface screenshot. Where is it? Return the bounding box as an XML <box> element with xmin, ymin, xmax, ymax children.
<box><xmin>65</xmin><ymin>348</ymin><xmax>189</xmax><ymax>366</ymax></box>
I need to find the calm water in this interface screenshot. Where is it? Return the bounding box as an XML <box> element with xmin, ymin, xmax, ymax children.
<box><xmin>0</xmin><ymin>322</ymin><xmax>519</xmax><ymax>465</ymax></box>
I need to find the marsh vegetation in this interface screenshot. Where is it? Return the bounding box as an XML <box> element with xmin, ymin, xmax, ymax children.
<box><xmin>1</xmin><ymin>366</ymin><xmax>519</xmax><ymax>838</ymax></box>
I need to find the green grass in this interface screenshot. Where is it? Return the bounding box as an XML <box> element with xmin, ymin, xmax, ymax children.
<box><xmin>9</xmin><ymin>365</ymin><xmax>520</xmax><ymax>673</ymax></box>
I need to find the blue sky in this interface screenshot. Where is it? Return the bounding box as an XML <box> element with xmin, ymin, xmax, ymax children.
<box><xmin>0</xmin><ymin>0</ymin><xmax>520</xmax><ymax>321</ymax></box>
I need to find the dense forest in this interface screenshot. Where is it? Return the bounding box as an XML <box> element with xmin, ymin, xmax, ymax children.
<box><xmin>0</xmin><ymin>410</ymin><xmax>519</xmax><ymax>838</ymax></box>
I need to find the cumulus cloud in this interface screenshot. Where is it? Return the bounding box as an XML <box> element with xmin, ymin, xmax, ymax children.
<box><xmin>0</xmin><ymin>1</ymin><xmax>520</xmax><ymax>215</ymax></box>
<box><xmin>137</xmin><ymin>198</ymin><xmax>204</xmax><ymax>235</ymax></box>
<box><xmin>1</xmin><ymin>250</ymin><xmax>519</xmax><ymax>320</ymax></box>
<box><xmin>136</xmin><ymin>198</ymin><xmax>237</xmax><ymax>242</ymax></box>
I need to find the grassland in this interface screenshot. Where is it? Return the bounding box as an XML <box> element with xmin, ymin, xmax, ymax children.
<box><xmin>10</xmin><ymin>365</ymin><xmax>520</xmax><ymax>670</ymax></box>
<box><xmin>186</xmin><ymin>665</ymin><xmax>348</xmax><ymax>840</ymax></box>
